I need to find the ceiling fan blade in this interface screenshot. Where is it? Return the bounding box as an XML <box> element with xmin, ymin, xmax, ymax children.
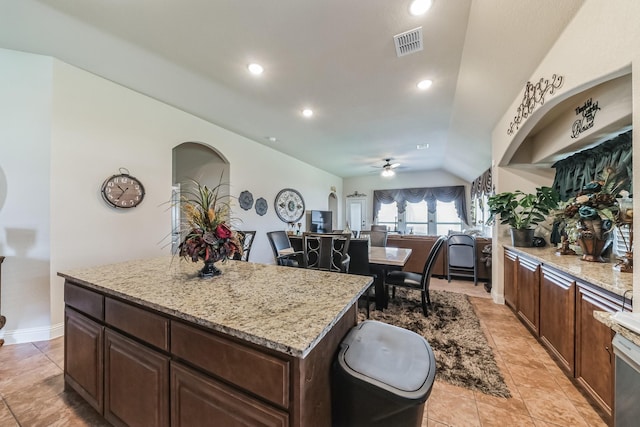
<box><xmin>389</xmin><ymin>163</ymin><xmax>400</xmax><ymax>169</ymax></box>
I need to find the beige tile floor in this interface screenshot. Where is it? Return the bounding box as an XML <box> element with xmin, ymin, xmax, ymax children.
<box><xmin>0</xmin><ymin>278</ymin><xmax>608</xmax><ymax>426</ymax></box>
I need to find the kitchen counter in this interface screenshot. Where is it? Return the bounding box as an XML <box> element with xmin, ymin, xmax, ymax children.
<box><xmin>58</xmin><ymin>257</ymin><xmax>372</xmax><ymax>358</ymax></box>
<box><xmin>504</xmin><ymin>245</ymin><xmax>632</xmax><ymax>298</ymax></box>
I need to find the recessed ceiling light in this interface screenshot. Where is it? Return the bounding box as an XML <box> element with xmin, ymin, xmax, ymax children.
<box><xmin>409</xmin><ymin>0</ymin><xmax>433</xmax><ymax>16</ymax></box>
<box><xmin>266</xmin><ymin>136</ymin><xmax>278</xmax><ymax>143</ymax></box>
<box><xmin>247</xmin><ymin>63</ymin><xmax>264</xmax><ymax>75</ymax></box>
<box><xmin>417</xmin><ymin>143</ymin><xmax>430</xmax><ymax>150</ymax></box>
<box><xmin>417</xmin><ymin>79</ymin><xmax>433</xmax><ymax>90</ymax></box>
<box><xmin>302</xmin><ymin>109</ymin><xmax>314</xmax><ymax>118</ymax></box>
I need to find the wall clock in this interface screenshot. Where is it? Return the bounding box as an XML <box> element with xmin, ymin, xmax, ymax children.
<box><xmin>274</xmin><ymin>188</ymin><xmax>305</xmax><ymax>223</ymax></box>
<box><xmin>101</xmin><ymin>168</ymin><xmax>145</xmax><ymax>209</ymax></box>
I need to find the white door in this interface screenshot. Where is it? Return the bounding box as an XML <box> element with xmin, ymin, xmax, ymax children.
<box><xmin>346</xmin><ymin>197</ymin><xmax>367</xmax><ymax>233</ymax></box>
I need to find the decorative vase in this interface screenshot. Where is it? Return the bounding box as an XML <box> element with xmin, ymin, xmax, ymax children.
<box><xmin>576</xmin><ymin>235</ymin><xmax>610</xmax><ymax>262</ymax></box>
<box><xmin>510</xmin><ymin>228</ymin><xmax>534</xmax><ymax>247</ymax></box>
<box><xmin>199</xmin><ymin>260</ymin><xmax>222</xmax><ymax>278</ymax></box>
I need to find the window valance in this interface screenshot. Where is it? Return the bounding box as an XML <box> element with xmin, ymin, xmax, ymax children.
<box><xmin>471</xmin><ymin>168</ymin><xmax>493</xmax><ymax>200</ymax></box>
<box><xmin>552</xmin><ymin>130</ymin><xmax>632</xmax><ymax>200</ymax></box>
<box><xmin>373</xmin><ymin>185</ymin><xmax>468</xmax><ymax>225</ymax></box>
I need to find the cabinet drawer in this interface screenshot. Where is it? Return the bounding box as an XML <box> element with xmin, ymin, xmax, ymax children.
<box><xmin>65</xmin><ymin>281</ymin><xmax>104</xmax><ymax>321</ymax></box>
<box><xmin>171</xmin><ymin>362</ymin><xmax>288</xmax><ymax>427</ymax></box>
<box><xmin>105</xmin><ymin>298</ymin><xmax>169</xmax><ymax>351</ymax></box>
<box><xmin>171</xmin><ymin>322</ymin><xmax>290</xmax><ymax>408</ymax></box>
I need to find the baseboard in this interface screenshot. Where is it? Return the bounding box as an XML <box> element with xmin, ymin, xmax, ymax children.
<box><xmin>0</xmin><ymin>322</ymin><xmax>64</xmax><ymax>345</ymax></box>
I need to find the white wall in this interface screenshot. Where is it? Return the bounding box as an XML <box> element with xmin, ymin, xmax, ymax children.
<box><xmin>1</xmin><ymin>49</ymin><xmax>342</xmax><ymax>343</ymax></box>
<box><xmin>344</xmin><ymin>169</ymin><xmax>470</xmax><ymax>228</ymax></box>
<box><xmin>0</xmin><ymin>49</ymin><xmax>53</xmax><ymax>342</ymax></box>
<box><xmin>490</xmin><ymin>0</ymin><xmax>640</xmax><ymax>305</ymax></box>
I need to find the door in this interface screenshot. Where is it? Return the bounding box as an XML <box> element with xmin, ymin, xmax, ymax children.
<box><xmin>346</xmin><ymin>197</ymin><xmax>367</xmax><ymax>233</ymax></box>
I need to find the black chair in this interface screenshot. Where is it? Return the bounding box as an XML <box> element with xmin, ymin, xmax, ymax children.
<box><xmin>233</xmin><ymin>230</ymin><xmax>256</xmax><ymax>261</ymax></box>
<box><xmin>304</xmin><ymin>233</ymin><xmax>351</xmax><ymax>272</ymax></box>
<box><xmin>447</xmin><ymin>234</ymin><xmax>477</xmax><ymax>286</ymax></box>
<box><xmin>385</xmin><ymin>235</ymin><xmax>447</xmax><ymax>316</ymax></box>
<box><xmin>266</xmin><ymin>231</ymin><xmax>303</xmax><ymax>267</ymax></box>
<box><xmin>347</xmin><ymin>239</ymin><xmax>376</xmax><ymax>318</ymax></box>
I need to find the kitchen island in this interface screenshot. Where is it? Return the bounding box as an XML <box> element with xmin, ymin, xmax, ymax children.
<box><xmin>58</xmin><ymin>257</ymin><xmax>372</xmax><ymax>427</ymax></box>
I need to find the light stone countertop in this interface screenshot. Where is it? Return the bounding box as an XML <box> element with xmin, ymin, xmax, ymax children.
<box><xmin>594</xmin><ymin>311</ymin><xmax>640</xmax><ymax>346</ymax></box>
<box><xmin>504</xmin><ymin>246</ymin><xmax>633</xmax><ymax>298</ymax></box>
<box><xmin>58</xmin><ymin>257</ymin><xmax>373</xmax><ymax>358</ymax></box>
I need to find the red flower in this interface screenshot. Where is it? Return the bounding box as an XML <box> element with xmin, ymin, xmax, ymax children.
<box><xmin>215</xmin><ymin>223</ymin><xmax>232</xmax><ymax>239</ymax></box>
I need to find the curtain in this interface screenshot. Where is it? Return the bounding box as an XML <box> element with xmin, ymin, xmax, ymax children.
<box><xmin>552</xmin><ymin>130</ymin><xmax>632</xmax><ymax>200</ymax></box>
<box><xmin>470</xmin><ymin>168</ymin><xmax>493</xmax><ymax>200</ymax></box>
<box><xmin>373</xmin><ymin>185</ymin><xmax>468</xmax><ymax>225</ymax></box>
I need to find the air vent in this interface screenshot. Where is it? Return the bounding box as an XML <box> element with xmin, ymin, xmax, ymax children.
<box><xmin>393</xmin><ymin>27</ymin><xmax>423</xmax><ymax>57</ymax></box>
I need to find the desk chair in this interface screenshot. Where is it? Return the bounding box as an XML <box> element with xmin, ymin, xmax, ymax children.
<box><xmin>304</xmin><ymin>233</ymin><xmax>351</xmax><ymax>273</ymax></box>
<box><xmin>447</xmin><ymin>234</ymin><xmax>477</xmax><ymax>286</ymax></box>
<box><xmin>385</xmin><ymin>235</ymin><xmax>446</xmax><ymax>316</ymax></box>
<box><xmin>266</xmin><ymin>231</ymin><xmax>303</xmax><ymax>267</ymax></box>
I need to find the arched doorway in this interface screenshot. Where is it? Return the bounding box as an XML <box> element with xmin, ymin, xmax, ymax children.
<box><xmin>171</xmin><ymin>142</ymin><xmax>230</xmax><ymax>252</ymax></box>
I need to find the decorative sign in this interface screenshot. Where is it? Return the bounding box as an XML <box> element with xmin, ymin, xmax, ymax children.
<box><xmin>347</xmin><ymin>191</ymin><xmax>367</xmax><ymax>197</ymax></box>
<box><xmin>571</xmin><ymin>98</ymin><xmax>601</xmax><ymax>138</ymax></box>
<box><xmin>507</xmin><ymin>74</ymin><xmax>564</xmax><ymax>136</ymax></box>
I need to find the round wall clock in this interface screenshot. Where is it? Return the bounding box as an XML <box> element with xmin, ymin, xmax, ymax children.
<box><xmin>274</xmin><ymin>188</ymin><xmax>305</xmax><ymax>223</ymax></box>
<box><xmin>101</xmin><ymin>169</ymin><xmax>145</xmax><ymax>209</ymax></box>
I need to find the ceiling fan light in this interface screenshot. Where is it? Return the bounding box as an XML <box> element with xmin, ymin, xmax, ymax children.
<box><xmin>381</xmin><ymin>168</ymin><xmax>395</xmax><ymax>177</ymax></box>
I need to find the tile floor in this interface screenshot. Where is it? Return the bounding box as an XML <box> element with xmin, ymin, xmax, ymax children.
<box><xmin>0</xmin><ymin>278</ymin><xmax>608</xmax><ymax>427</ymax></box>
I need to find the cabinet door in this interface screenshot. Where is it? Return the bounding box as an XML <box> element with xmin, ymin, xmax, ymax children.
<box><xmin>516</xmin><ymin>257</ymin><xmax>540</xmax><ymax>335</ymax></box>
<box><xmin>104</xmin><ymin>329</ymin><xmax>170</xmax><ymax>427</ymax></box>
<box><xmin>65</xmin><ymin>308</ymin><xmax>104</xmax><ymax>414</ymax></box>
<box><xmin>171</xmin><ymin>362</ymin><xmax>288</xmax><ymax>427</ymax></box>
<box><xmin>503</xmin><ymin>250</ymin><xmax>518</xmax><ymax>311</ymax></box>
<box><xmin>539</xmin><ymin>266</ymin><xmax>575</xmax><ymax>374</ymax></box>
<box><xmin>576</xmin><ymin>285</ymin><xmax>617</xmax><ymax>416</ymax></box>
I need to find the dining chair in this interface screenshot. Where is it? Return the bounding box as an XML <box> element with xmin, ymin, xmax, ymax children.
<box><xmin>384</xmin><ymin>235</ymin><xmax>447</xmax><ymax>316</ymax></box>
<box><xmin>233</xmin><ymin>230</ymin><xmax>256</xmax><ymax>261</ymax></box>
<box><xmin>370</xmin><ymin>224</ymin><xmax>388</xmax><ymax>231</ymax></box>
<box><xmin>447</xmin><ymin>234</ymin><xmax>477</xmax><ymax>286</ymax></box>
<box><xmin>304</xmin><ymin>233</ymin><xmax>351</xmax><ymax>273</ymax></box>
<box><xmin>360</xmin><ymin>230</ymin><xmax>388</xmax><ymax>247</ymax></box>
<box><xmin>347</xmin><ymin>238</ymin><xmax>376</xmax><ymax>317</ymax></box>
<box><xmin>266</xmin><ymin>230</ymin><xmax>304</xmax><ymax>267</ymax></box>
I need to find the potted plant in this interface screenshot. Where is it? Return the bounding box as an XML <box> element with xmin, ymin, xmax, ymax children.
<box><xmin>487</xmin><ymin>186</ymin><xmax>560</xmax><ymax>247</ymax></box>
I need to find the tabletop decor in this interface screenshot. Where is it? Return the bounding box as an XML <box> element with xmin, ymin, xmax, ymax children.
<box><xmin>177</xmin><ymin>180</ymin><xmax>242</xmax><ymax>277</ymax></box>
<box><xmin>556</xmin><ymin>166</ymin><xmax>628</xmax><ymax>262</ymax></box>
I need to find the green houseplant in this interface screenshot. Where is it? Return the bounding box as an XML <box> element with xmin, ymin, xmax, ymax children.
<box><xmin>487</xmin><ymin>186</ymin><xmax>560</xmax><ymax>247</ymax></box>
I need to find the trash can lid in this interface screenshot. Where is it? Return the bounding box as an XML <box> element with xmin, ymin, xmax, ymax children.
<box><xmin>338</xmin><ymin>320</ymin><xmax>436</xmax><ymax>397</ymax></box>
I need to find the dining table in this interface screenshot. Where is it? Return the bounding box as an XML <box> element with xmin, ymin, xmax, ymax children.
<box><xmin>367</xmin><ymin>246</ymin><xmax>412</xmax><ymax>309</ymax></box>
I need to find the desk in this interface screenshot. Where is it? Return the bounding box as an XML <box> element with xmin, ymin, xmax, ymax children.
<box><xmin>368</xmin><ymin>247</ymin><xmax>412</xmax><ymax>309</ymax></box>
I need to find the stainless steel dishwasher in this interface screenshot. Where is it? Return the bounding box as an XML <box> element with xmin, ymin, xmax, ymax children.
<box><xmin>613</xmin><ymin>334</ymin><xmax>640</xmax><ymax>427</ymax></box>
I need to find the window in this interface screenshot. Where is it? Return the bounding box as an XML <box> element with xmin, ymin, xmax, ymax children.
<box><xmin>376</xmin><ymin>202</ymin><xmax>398</xmax><ymax>231</ymax></box>
<box><xmin>405</xmin><ymin>200</ymin><xmax>428</xmax><ymax>235</ymax></box>
<box><xmin>435</xmin><ymin>200</ymin><xmax>463</xmax><ymax>235</ymax></box>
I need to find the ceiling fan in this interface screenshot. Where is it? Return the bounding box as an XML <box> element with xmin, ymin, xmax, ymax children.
<box><xmin>373</xmin><ymin>158</ymin><xmax>401</xmax><ymax>177</ymax></box>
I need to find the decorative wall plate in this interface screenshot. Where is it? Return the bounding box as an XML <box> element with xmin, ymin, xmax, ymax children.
<box><xmin>255</xmin><ymin>197</ymin><xmax>268</xmax><ymax>216</ymax></box>
<box><xmin>239</xmin><ymin>190</ymin><xmax>254</xmax><ymax>210</ymax></box>
<box><xmin>274</xmin><ymin>188</ymin><xmax>305</xmax><ymax>223</ymax></box>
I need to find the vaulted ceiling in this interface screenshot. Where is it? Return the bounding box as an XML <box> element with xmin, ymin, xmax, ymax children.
<box><xmin>0</xmin><ymin>0</ymin><xmax>585</xmax><ymax>181</ymax></box>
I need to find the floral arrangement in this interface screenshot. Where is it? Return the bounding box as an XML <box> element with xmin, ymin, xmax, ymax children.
<box><xmin>177</xmin><ymin>180</ymin><xmax>242</xmax><ymax>267</ymax></box>
<box><xmin>556</xmin><ymin>166</ymin><xmax>629</xmax><ymax>243</ymax></box>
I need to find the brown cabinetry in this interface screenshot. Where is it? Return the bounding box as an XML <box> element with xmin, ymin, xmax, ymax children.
<box><xmin>516</xmin><ymin>256</ymin><xmax>540</xmax><ymax>335</ymax></box>
<box><xmin>104</xmin><ymin>329</ymin><xmax>170</xmax><ymax>427</ymax></box>
<box><xmin>576</xmin><ymin>283</ymin><xmax>620</xmax><ymax>414</ymax></box>
<box><xmin>64</xmin><ymin>307</ymin><xmax>104</xmax><ymax>414</ymax></box>
<box><xmin>539</xmin><ymin>266</ymin><xmax>575</xmax><ymax>374</ymax></box>
<box><xmin>503</xmin><ymin>249</ymin><xmax>518</xmax><ymax>310</ymax></box>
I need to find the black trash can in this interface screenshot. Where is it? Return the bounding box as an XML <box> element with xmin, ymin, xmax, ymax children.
<box><xmin>332</xmin><ymin>320</ymin><xmax>436</xmax><ymax>427</ymax></box>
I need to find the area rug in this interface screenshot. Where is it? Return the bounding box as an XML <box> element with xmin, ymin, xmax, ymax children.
<box><xmin>358</xmin><ymin>289</ymin><xmax>511</xmax><ymax>398</ymax></box>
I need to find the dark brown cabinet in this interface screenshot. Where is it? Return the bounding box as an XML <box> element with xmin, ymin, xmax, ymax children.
<box><xmin>64</xmin><ymin>308</ymin><xmax>104</xmax><ymax>414</ymax></box>
<box><xmin>576</xmin><ymin>283</ymin><xmax>619</xmax><ymax>415</ymax></box>
<box><xmin>503</xmin><ymin>249</ymin><xmax>518</xmax><ymax>310</ymax></box>
<box><xmin>539</xmin><ymin>266</ymin><xmax>575</xmax><ymax>374</ymax></box>
<box><xmin>104</xmin><ymin>329</ymin><xmax>170</xmax><ymax>427</ymax></box>
<box><xmin>171</xmin><ymin>362</ymin><xmax>288</xmax><ymax>427</ymax></box>
<box><xmin>516</xmin><ymin>256</ymin><xmax>540</xmax><ymax>335</ymax></box>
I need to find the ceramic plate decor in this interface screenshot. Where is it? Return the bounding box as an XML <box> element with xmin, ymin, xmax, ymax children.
<box><xmin>239</xmin><ymin>190</ymin><xmax>254</xmax><ymax>210</ymax></box>
<box><xmin>255</xmin><ymin>197</ymin><xmax>268</xmax><ymax>216</ymax></box>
